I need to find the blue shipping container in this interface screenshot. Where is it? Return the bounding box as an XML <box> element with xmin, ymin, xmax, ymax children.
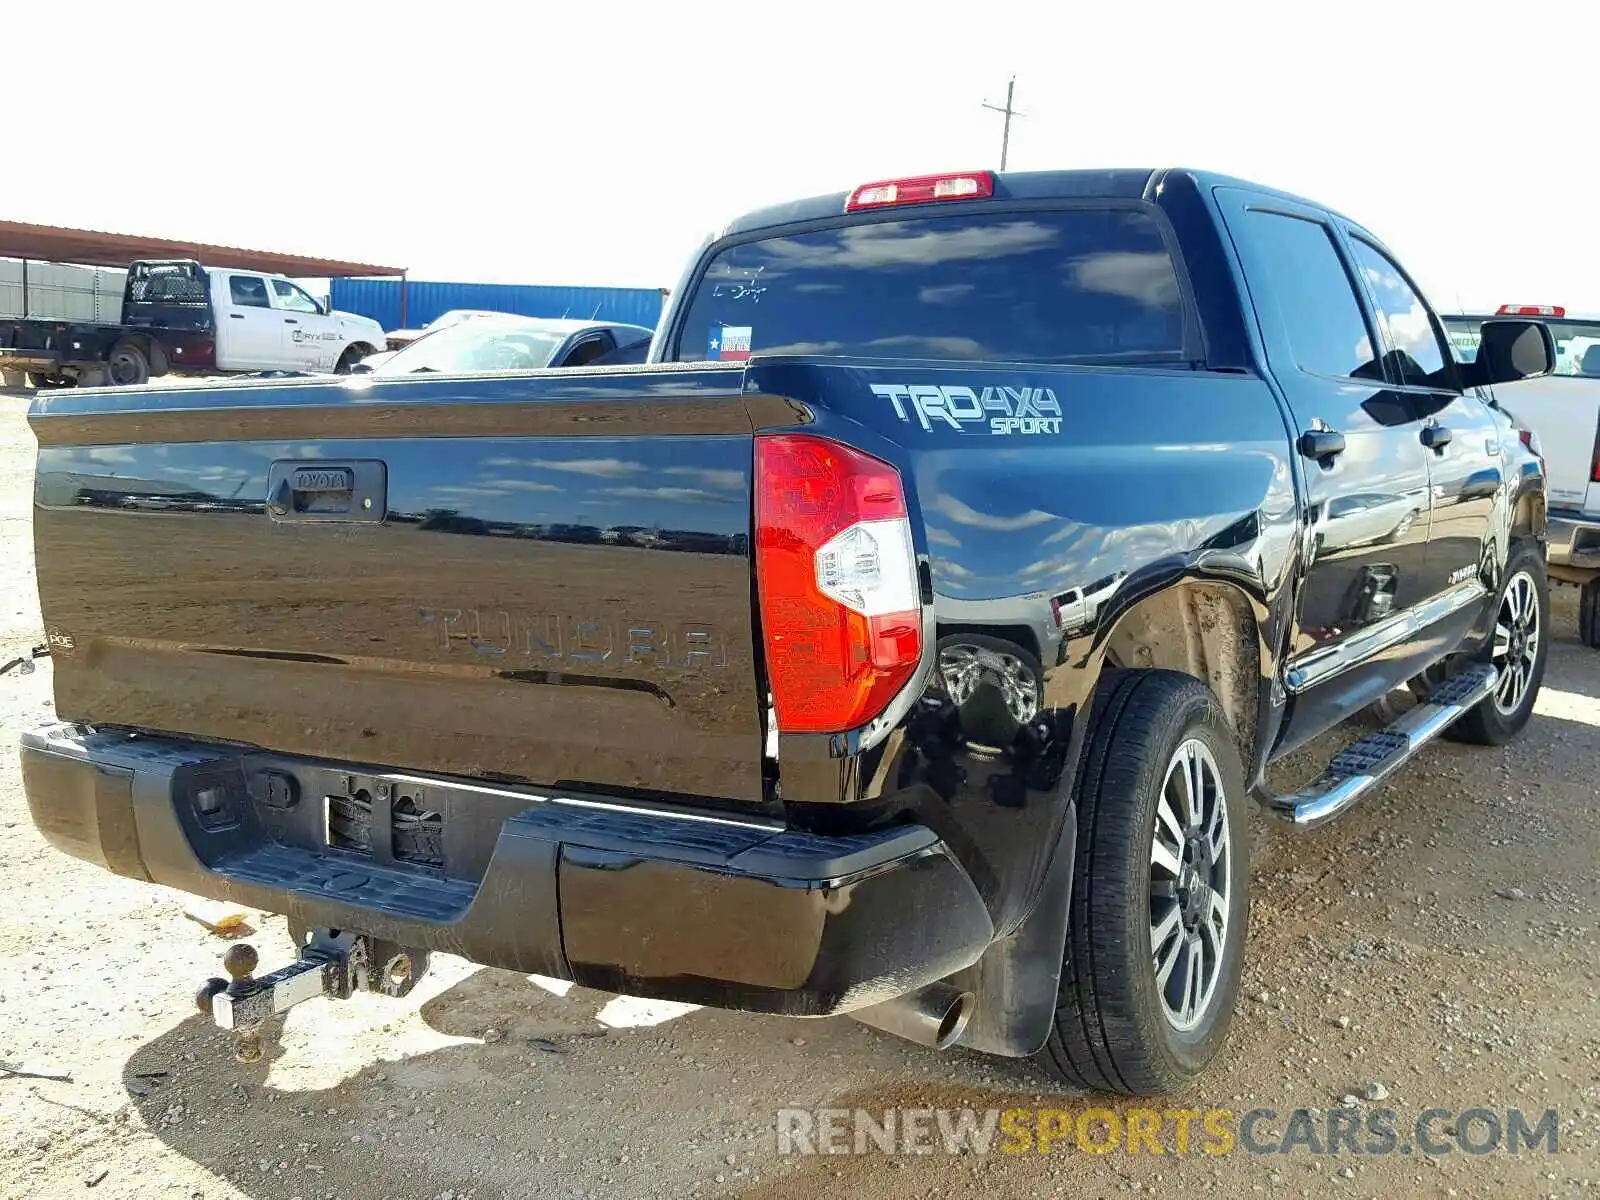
<box><xmin>330</xmin><ymin>278</ymin><xmax>665</xmax><ymax>333</ymax></box>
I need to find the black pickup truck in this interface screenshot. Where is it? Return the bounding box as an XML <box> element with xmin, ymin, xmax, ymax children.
<box><xmin>21</xmin><ymin>168</ymin><xmax>1555</xmax><ymax>1094</ymax></box>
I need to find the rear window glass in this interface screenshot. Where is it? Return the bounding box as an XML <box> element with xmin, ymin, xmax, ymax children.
<box><xmin>672</xmin><ymin>209</ymin><xmax>1187</xmax><ymax>364</ymax></box>
<box><xmin>129</xmin><ymin>265</ymin><xmax>206</xmax><ymax>305</ymax></box>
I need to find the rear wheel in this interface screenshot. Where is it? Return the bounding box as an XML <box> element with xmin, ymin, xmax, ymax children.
<box><xmin>1449</xmin><ymin>543</ymin><xmax>1549</xmax><ymax>744</ymax></box>
<box><xmin>1579</xmin><ymin>577</ymin><xmax>1600</xmax><ymax>650</ymax></box>
<box><xmin>107</xmin><ymin>341</ymin><xmax>151</xmax><ymax>387</ymax></box>
<box><xmin>1037</xmin><ymin>670</ymin><xmax>1248</xmax><ymax>1095</ymax></box>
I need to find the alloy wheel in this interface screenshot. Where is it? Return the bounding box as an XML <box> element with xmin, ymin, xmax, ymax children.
<box><xmin>1149</xmin><ymin>737</ymin><xmax>1230</xmax><ymax>1032</ymax></box>
<box><xmin>1491</xmin><ymin>571</ymin><xmax>1540</xmax><ymax>716</ymax></box>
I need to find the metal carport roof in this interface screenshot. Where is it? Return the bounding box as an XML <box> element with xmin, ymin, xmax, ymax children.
<box><xmin>0</xmin><ymin>219</ymin><xmax>405</xmax><ymax>277</ymax></box>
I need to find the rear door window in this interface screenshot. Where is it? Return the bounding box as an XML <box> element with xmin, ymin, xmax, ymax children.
<box><xmin>672</xmin><ymin>209</ymin><xmax>1190</xmax><ymax>364</ymax></box>
<box><xmin>1239</xmin><ymin>211</ymin><xmax>1380</xmax><ymax>379</ymax></box>
<box><xmin>229</xmin><ymin>275</ymin><xmax>271</xmax><ymax>308</ymax></box>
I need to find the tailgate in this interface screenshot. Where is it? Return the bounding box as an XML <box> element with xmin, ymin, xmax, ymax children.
<box><xmin>29</xmin><ymin>369</ymin><xmax>770</xmax><ymax>808</ymax></box>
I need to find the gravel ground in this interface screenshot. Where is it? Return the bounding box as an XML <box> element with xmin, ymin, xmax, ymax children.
<box><xmin>0</xmin><ymin>390</ymin><xmax>1596</xmax><ymax>1199</ymax></box>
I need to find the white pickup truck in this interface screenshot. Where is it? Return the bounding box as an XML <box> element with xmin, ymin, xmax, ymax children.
<box><xmin>1445</xmin><ymin>305</ymin><xmax>1600</xmax><ymax>646</ymax></box>
<box><xmin>1</xmin><ymin>258</ymin><xmax>387</xmax><ymax>387</ymax></box>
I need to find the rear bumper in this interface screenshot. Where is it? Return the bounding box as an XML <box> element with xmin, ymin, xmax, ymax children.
<box><xmin>19</xmin><ymin>723</ymin><xmax>993</xmax><ymax>1016</ymax></box>
<box><xmin>1548</xmin><ymin>509</ymin><xmax>1600</xmax><ymax>577</ymax></box>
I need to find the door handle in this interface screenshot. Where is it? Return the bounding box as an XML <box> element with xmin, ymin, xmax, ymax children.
<box><xmin>283</xmin><ymin>318</ymin><xmax>298</xmax><ymax>325</ymax></box>
<box><xmin>1298</xmin><ymin>427</ymin><xmax>1347</xmax><ymax>462</ymax></box>
<box><xmin>266</xmin><ymin>461</ymin><xmax>385</xmax><ymax>523</ymax></box>
<box><xmin>561</xmin><ymin>846</ymin><xmax>643</xmax><ymax>870</ymax></box>
<box><xmin>1421</xmin><ymin>424</ymin><xmax>1453</xmax><ymax>450</ymax></box>
<box><xmin>228</xmin><ymin>313</ymin><xmax>244</xmax><ymax>319</ymax></box>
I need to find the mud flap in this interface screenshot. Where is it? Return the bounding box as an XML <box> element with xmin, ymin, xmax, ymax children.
<box><xmin>947</xmin><ymin>800</ymin><xmax>1076</xmax><ymax>1057</ymax></box>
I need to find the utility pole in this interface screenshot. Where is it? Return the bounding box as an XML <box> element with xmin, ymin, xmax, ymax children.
<box><xmin>982</xmin><ymin>76</ymin><xmax>1024</xmax><ymax>171</ymax></box>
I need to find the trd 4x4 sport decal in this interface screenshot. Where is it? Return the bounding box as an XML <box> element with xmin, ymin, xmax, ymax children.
<box><xmin>871</xmin><ymin>383</ymin><xmax>1063</xmax><ymax>436</ymax></box>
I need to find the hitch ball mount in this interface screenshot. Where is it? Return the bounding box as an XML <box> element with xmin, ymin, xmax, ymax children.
<box><xmin>195</xmin><ymin>929</ymin><xmax>430</xmax><ymax>1063</ymax></box>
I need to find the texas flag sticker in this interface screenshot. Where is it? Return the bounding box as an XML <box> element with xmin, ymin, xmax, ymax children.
<box><xmin>708</xmin><ymin>325</ymin><xmax>753</xmax><ymax>361</ymax></box>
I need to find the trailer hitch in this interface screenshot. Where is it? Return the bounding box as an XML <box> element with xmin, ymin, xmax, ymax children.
<box><xmin>195</xmin><ymin>930</ymin><xmax>429</xmax><ymax>1063</ymax></box>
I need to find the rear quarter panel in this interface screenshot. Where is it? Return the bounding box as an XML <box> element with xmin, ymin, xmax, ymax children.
<box><xmin>746</xmin><ymin>357</ymin><xmax>1299</xmax><ymax>931</ymax></box>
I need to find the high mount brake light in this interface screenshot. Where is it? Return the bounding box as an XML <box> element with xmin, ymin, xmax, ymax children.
<box><xmin>754</xmin><ymin>435</ymin><xmax>922</xmax><ymax>734</ymax></box>
<box><xmin>1496</xmin><ymin>304</ymin><xmax>1566</xmax><ymax>318</ymax></box>
<box><xmin>845</xmin><ymin>171</ymin><xmax>995</xmax><ymax>212</ymax></box>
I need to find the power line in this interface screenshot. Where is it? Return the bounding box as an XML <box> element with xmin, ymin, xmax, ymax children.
<box><xmin>981</xmin><ymin>76</ymin><xmax>1025</xmax><ymax>171</ymax></box>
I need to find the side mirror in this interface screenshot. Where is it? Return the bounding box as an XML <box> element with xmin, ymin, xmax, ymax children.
<box><xmin>320</xmin><ymin>297</ymin><xmax>334</xmax><ymax>316</ymax></box>
<box><xmin>1467</xmin><ymin>319</ymin><xmax>1555</xmax><ymax>387</ymax></box>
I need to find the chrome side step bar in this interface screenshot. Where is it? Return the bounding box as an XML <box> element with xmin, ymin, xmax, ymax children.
<box><xmin>1262</xmin><ymin>663</ymin><xmax>1498</xmax><ymax>830</ymax></box>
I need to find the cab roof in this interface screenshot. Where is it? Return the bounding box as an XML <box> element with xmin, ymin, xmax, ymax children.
<box><xmin>721</xmin><ymin>168</ymin><xmax>1356</xmax><ymax>239</ymax></box>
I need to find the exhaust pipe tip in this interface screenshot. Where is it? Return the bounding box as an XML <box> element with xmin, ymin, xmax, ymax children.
<box><xmin>930</xmin><ymin>989</ymin><xmax>974</xmax><ymax>1050</ymax></box>
<box><xmin>849</xmin><ymin>982</ymin><xmax>974</xmax><ymax>1051</ymax></box>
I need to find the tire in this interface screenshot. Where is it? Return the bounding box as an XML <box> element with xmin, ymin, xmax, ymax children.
<box><xmin>1580</xmin><ymin>577</ymin><xmax>1600</xmax><ymax>651</ymax></box>
<box><xmin>106</xmin><ymin>341</ymin><xmax>150</xmax><ymax>387</ymax></box>
<box><xmin>1449</xmin><ymin>543</ymin><xmax>1550</xmax><ymax>744</ymax></box>
<box><xmin>335</xmin><ymin>344</ymin><xmax>368</xmax><ymax>374</ymax></box>
<box><xmin>1037</xmin><ymin>670</ymin><xmax>1249</xmax><ymax>1095</ymax></box>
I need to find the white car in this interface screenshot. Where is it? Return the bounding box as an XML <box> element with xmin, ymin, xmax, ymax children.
<box><xmin>356</xmin><ymin>316</ymin><xmax>654</xmax><ymax>376</ymax></box>
<box><xmin>382</xmin><ymin>309</ymin><xmax>510</xmax><ymax>352</ymax></box>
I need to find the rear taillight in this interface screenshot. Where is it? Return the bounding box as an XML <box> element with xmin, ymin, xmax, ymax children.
<box><xmin>1518</xmin><ymin>428</ymin><xmax>1546</xmax><ymax>473</ymax></box>
<box><xmin>845</xmin><ymin>171</ymin><xmax>994</xmax><ymax>212</ymax></box>
<box><xmin>754</xmin><ymin>435</ymin><xmax>922</xmax><ymax>734</ymax></box>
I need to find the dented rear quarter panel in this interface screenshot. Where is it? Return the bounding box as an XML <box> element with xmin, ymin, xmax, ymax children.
<box><xmin>745</xmin><ymin>356</ymin><xmax>1299</xmax><ymax>934</ymax></box>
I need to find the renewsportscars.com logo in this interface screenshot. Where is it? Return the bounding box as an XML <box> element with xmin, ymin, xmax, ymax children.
<box><xmin>775</xmin><ymin>1105</ymin><xmax>1562</xmax><ymax>1159</ymax></box>
<box><xmin>871</xmin><ymin>383</ymin><xmax>1063</xmax><ymax>436</ymax></box>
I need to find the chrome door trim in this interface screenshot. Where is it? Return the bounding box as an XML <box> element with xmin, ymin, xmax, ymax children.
<box><xmin>1285</xmin><ymin>580</ymin><xmax>1487</xmax><ymax>693</ymax></box>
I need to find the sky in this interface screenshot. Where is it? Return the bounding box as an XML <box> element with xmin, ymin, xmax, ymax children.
<box><xmin>8</xmin><ymin>1</ymin><xmax>1598</xmax><ymax>312</ymax></box>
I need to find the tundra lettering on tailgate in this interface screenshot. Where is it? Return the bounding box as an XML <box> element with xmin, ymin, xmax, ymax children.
<box><xmin>419</xmin><ymin>608</ymin><xmax>725</xmax><ymax>670</ymax></box>
<box><xmin>871</xmin><ymin>383</ymin><xmax>1063</xmax><ymax>436</ymax></box>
